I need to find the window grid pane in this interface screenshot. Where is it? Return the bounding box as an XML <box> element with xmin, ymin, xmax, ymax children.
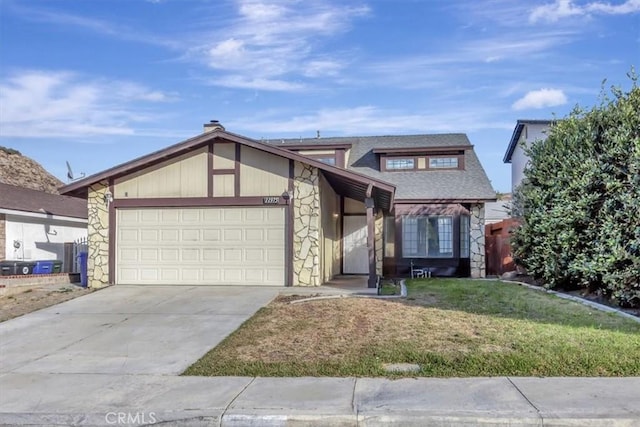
<box><xmin>460</xmin><ymin>215</ymin><xmax>470</xmax><ymax>258</ymax></box>
<box><xmin>315</xmin><ymin>157</ymin><xmax>336</xmax><ymax>165</ymax></box>
<box><xmin>386</xmin><ymin>158</ymin><xmax>415</xmax><ymax>170</ymax></box>
<box><xmin>429</xmin><ymin>157</ymin><xmax>459</xmax><ymax>168</ymax></box>
<box><xmin>402</xmin><ymin>215</ymin><xmax>453</xmax><ymax>258</ymax></box>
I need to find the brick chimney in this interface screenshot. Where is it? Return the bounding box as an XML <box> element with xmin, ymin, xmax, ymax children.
<box><xmin>203</xmin><ymin>120</ymin><xmax>225</xmax><ymax>133</ymax></box>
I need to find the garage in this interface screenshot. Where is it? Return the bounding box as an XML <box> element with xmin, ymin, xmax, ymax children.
<box><xmin>116</xmin><ymin>207</ymin><xmax>285</xmax><ymax>286</ymax></box>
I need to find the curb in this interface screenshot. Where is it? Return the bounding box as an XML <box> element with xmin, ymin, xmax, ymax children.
<box><xmin>501</xmin><ymin>280</ymin><xmax>640</xmax><ymax>323</ymax></box>
<box><xmin>289</xmin><ymin>280</ymin><xmax>407</xmax><ymax>304</ymax></box>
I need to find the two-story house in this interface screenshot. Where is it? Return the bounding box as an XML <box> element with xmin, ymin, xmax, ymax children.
<box><xmin>60</xmin><ymin>122</ymin><xmax>495</xmax><ymax>289</ymax></box>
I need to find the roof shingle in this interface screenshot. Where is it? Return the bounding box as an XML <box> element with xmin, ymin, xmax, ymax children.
<box><xmin>272</xmin><ymin>134</ymin><xmax>496</xmax><ymax>201</ymax></box>
<box><xmin>0</xmin><ymin>183</ymin><xmax>87</xmax><ymax>219</ymax></box>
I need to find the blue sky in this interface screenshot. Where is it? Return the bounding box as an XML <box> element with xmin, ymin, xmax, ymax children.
<box><xmin>1</xmin><ymin>0</ymin><xmax>638</xmax><ymax>192</ymax></box>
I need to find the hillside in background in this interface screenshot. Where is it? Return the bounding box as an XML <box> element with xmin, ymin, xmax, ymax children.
<box><xmin>0</xmin><ymin>147</ymin><xmax>64</xmax><ymax>194</ymax></box>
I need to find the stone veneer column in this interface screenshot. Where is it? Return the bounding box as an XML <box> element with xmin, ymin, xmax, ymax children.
<box><xmin>375</xmin><ymin>213</ymin><xmax>383</xmax><ymax>275</ymax></box>
<box><xmin>87</xmin><ymin>181</ymin><xmax>110</xmax><ymax>288</ymax></box>
<box><xmin>469</xmin><ymin>203</ymin><xmax>486</xmax><ymax>278</ymax></box>
<box><xmin>0</xmin><ymin>214</ymin><xmax>5</xmax><ymax>260</ymax></box>
<box><xmin>293</xmin><ymin>163</ymin><xmax>321</xmax><ymax>286</ymax></box>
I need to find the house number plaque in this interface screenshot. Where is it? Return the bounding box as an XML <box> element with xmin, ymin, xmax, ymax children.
<box><xmin>263</xmin><ymin>196</ymin><xmax>279</xmax><ymax>204</ymax></box>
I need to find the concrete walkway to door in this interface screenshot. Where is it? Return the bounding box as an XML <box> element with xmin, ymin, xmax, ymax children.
<box><xmin>0</xmin><ymin>285</ymin><xmax>278</xmax><ymax>376</ymax></box>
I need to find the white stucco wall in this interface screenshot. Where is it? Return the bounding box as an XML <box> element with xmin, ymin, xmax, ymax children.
<box><xmin>4</xmin><ymin>213</ymin><xmax>87</xmax><ymax>262</ymax></box>
<box><xmin>511</xmin><ymin>123</ymin><xmax>550</xmax><ymax>191</ymax></box>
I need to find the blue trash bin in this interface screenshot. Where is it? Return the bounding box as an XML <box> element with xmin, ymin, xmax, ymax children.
<box><xmin>78</xmin><ymin>252</ymin><xmax>88</xmax><ymax>287</ymax></box>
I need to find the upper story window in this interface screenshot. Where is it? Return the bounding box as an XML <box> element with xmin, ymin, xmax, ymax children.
<box><xmin>429</xmin><ymin>157</ymin><xmax>459</xmax><ymax>169</ymax></box>
<box><xmin>386</xmin><ymin>158</ymin><xmax>414</xmax><ymax>170</ymax></box>
<box><xmin>314</xmin><ymin>157</ymin><xmax>336</xmax><ymax>166</ymax></box>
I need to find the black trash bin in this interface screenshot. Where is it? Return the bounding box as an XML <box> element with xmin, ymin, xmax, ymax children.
<box><xmin>16</xmin><ymin>261</ymin><xmax>36</xmax><ymax>275</ymax></box>
<box><xmin>0</xmin><ymin>261</ymin><xmax>17</xmax><ymax>276</ymax></box>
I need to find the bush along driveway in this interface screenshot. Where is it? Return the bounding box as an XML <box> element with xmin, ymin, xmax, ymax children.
<box><xmin>185</xmin><ymin>279</ymin><xmax>640</xmax><ymax>377</ymax></box>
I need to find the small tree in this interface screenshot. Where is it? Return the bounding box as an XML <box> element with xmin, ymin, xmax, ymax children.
<box><xmin>512</xmin><ymin>74</ymin><xmax>640</xmax><ymax>307</ymax></box>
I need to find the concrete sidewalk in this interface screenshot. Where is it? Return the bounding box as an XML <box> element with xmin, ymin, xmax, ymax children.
<box><xmin>1</xmin><ymin>374</ymin><xmax>638</xmax><ymax>426</ymax></box>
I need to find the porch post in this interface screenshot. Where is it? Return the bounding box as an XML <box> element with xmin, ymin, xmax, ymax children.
<box><xmin>365</xmin><ymin>196</ymin><xmax>376</xmax><ymax>288</ymax></box>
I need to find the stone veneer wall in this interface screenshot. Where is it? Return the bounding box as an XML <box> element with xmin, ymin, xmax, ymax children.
<box><xmin>0</xmin><ymin>214</ymin><xmax>5</xmax><ymax>260</ymax></box>
<box><xmin>375</xmin><ymin>212</ymin><xmax>383</xmax><ymax>275</ymax></box>
<box><xmin>87</xmin><ymin>181</ymin><xmax>110</xmax><ymax>288</ymax></box>
<box><xmin>293</xmin><ymin>163</ymin><xmax>321</xmax><ymax>286</ymax></box>
<box><xmin>470</xmin><ymin>203</ymin><xmax>486</xmax><ymax>278</ymax></box>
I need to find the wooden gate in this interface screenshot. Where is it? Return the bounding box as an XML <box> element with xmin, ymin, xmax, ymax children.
<box><xmin>485</xmin><ymin>219</ymin><xmax>520</xmax><ymax>276</ymax></box>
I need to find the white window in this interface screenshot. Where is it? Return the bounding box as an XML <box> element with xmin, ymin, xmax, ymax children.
<box><xmin>401</xmin><ymin>216</ymin><xmax>453</xmax><ymax>258</ymax></box>
<box><xmin>460</xmin><ymin>215</ymin><xmax>470</xmax><ymax>258</ymax></box>
<box><xmin>386</xmin><ymin>158</ymin><xmax>414</xmax><ymax>170</ymax></box>
<box><xmin>315</xmin><ymin>157</ymin><xmax>336</xmax><ymax>165</ymax></box>
<box><xmin>429</xmin><ymin>157</ymin><xmax>459</xmax><ymax>169</ymax></box>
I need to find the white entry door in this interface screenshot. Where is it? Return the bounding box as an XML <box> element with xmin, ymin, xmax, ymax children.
<box><xmin>343</xmin><ymin>215</ymin><xmax>368</xmax><ymax>274</ymax></box>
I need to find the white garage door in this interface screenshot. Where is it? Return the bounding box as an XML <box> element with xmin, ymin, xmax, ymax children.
<box><xmin>116</xmin><ymin>207</ymin><xmax>285</xmax><ymax>285</ymax></box>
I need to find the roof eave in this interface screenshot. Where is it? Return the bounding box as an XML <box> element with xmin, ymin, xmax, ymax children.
<box><xmin>503</xmin><ymin>123</ymin><xmax>525</xmax><ymax>164</ymax></box>
<box><xmin>59</xmin><ymin>129</ymin><xmax>396</xmax><ymax>207</ymax></box>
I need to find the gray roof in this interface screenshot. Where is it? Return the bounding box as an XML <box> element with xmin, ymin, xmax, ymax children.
<box><xmin>0</xmin><ymin>182</ymin><xmax>87</xmax><ymax>219</ymax></box>
<box><xmin>272</xmin><ymin>134</ymin><xmax>496</xmax><ymax>201</ymax></box>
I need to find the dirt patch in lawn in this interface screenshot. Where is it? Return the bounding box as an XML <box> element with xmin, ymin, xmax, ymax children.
<box><xmin>0</xmin><ymin>284</ymin><xmax>92</xmax><ymax>322</ymax></box>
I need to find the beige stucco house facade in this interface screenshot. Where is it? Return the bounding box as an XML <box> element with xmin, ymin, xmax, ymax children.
<box><xmin>61</xmin><ymin>123</ymin><xmax>495</xmax><ymax>289</ymax></box>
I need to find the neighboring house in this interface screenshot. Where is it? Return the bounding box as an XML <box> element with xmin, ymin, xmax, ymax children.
<box><xmin>503</xmin><ymin>120</ymin><xmax>552</xmax><ymax>192</ymax></box>
<box><xmin>0</xmin><ymin>183</ymin><xmax>88</xmax><ymax>263</ymax></box>
<box><xmin>484</xmin><ymin>193</ymin><xmax>512</xmax><ymax>225</ymax></box>
<box><xmin>60</xmin><ymin>122</ymin><xmax>495</xmax><ymax>289</ymax></box>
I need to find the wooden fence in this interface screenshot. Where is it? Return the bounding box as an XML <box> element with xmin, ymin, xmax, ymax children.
<box><xmin>485</xmin><ymin>218</ymin><xmax>520</xmax><ymax>276</ymax></box>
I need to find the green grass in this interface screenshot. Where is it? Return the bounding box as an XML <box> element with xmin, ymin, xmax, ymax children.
<box><xmin>184</xmin><ymin>279</ymin><xmax>640</xmax><ymax>377</ymax></box>
<box><xmin>379</xmin><ymin>281</ymin><xmax>400</xmax><ymax>296</ymax></box>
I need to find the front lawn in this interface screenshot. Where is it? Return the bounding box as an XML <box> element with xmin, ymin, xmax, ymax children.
<box><xmin>184</xmin><ymin>279</ymin><xmax>640</xmax><ymax>377</ymax></box>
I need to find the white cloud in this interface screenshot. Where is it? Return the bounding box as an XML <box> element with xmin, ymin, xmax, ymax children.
<box><xmin>530</xmin><ymin>0</ymin><xmax>640</xmax><ymax>23</ymax></box>
<box><xmin>0</xmin><ymin>70</ymin><xmax>173</xmax><ymax>138</ymax></box>
<box><xmin>228</xmin><ymin>105</ymin><xmax>512</xmax><ymax>136</ymax></box>
<box><xmin>8</xmin><ymin>4</ymin><xmax>180</xmax><ymax>48</ymax></box>
<box><xmin>197</xmin><ymin>0</ymin><xmax>369</xmax><ymax>91</ymax></box>
<box><xmin>512</xmin><ymin>88</ymin><xmax>568</xmax><ymax>110</ymax></box>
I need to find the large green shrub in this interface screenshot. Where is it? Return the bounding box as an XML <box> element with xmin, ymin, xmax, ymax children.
<box><xmin>512</xmin><ymin>75</ymin><xmax>640</xmax><ymax>307</ymax></box>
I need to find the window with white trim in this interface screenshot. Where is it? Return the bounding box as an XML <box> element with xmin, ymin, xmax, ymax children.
<box><xmin>401</xmin><ymin>215</ymin><xmax>453</xmax><ymax>258</ymax></box>
<box><xmin>429</xmin><ymin>157</ymin><xmax>459</xmax><ymax>169</ymax></box>
<box><xmin>386</xmin><ymin>158</ymin><xmax>414</xmax><ymax>170</ymax></box>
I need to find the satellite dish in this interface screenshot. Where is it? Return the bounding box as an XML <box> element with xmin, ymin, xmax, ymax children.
<box><xmin>66</xmin><ymin>161</ymin><xmax>74</xmax><ymax>181</ymax></box>
<box><xmin>65</xmin><ymin>161</ymin><xmax>85</xmax><ymax>182</ymax></box>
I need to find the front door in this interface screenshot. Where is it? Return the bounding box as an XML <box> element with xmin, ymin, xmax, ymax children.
<box><xmin>343</xmin><ymin>215</ymin><xmax>368</xmax><ymax>274</ymax></box>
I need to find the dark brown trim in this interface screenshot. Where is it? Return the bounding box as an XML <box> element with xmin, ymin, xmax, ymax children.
<box><xmin>303</xmin><ymin>153</ymin><xmax>337</xmax><ymax>165</ymax></box>
<box><xmin>112</xmin><ymin>196</ymin><xmax>289</xmax><ymax>208</ymax></box>
<box><xmin>211</xmin><ymin>168</ymin><xmax>235</xmax><ymax>175</ymax></box>
<box><xmin>381</xmin><ymin>153</ymin><xmax>466</xmax><ymax>172</ymax></box>
<box><xmin>60</xmin><ymin>130</ymin><xmax>395</xmax><ymax>207</ymax></box>
<box><xmin>394</xmin><ymin>198</ymin><xmax>495</xmax><ymax>203</ymax></box>
<box><xmin>373</xmin><ymin>145</ymin><xmax>471</xmax><ymax>154</ymax></box>
<box><xmin>366</xmin><ymin>198</ymin><xmax>376</xmax><ymax>288</ymax></box>
<box><xmin>234</xmin><ymin>143</ymin><xmax>241</xmax><ymax>197</ymax></box>
<box><xmin>207</xmin><ymin>143</ymin><xmax>213</xmax><ymax>198</ymax></box>
<box><xmin>336</xmin><ymin>149</ymin><xmax>346</xmax><ymax>168</ymax></box>
<box><xmin>425</xmin><ymin>154</ymin><xmax>465</xmax><ymax>170</ymax></box>
<box><xmin>339</xmin><ymin>196</ymin><xmax>344</xmax><ymax>275</ymax></box>
<box><xmin>286</xmin><ymin>159</ymin><xmax>294</xmax><ymax>287</ymax></box>
<box><xmin>343</xmin><ymin>213</ymin><xmax>366</xmax><ymax>216</ymax></box>
<box><xmin>380</xmin><ymin>155</ymin><xmax>417</xmax><ymax>172</ymax></box>
<box><xmin>108</xmin><ymin>179</ymin><xmax>115</xmax><ymax>285</ymax></box>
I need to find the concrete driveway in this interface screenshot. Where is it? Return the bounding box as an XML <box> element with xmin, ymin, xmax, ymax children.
<box><xmin>0</xmin><ymin>285</ymin><xmax>278</xmax><ymax>375</ymax></box>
